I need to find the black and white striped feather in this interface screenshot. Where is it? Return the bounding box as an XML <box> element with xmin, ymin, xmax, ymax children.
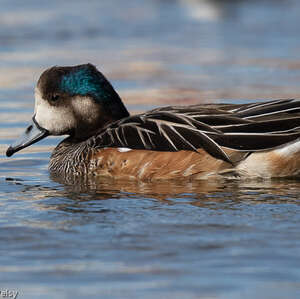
<box><xmin>88</xmin><ymin>99</ymin><xmax>300</xmax><ymax>164</ymax></box>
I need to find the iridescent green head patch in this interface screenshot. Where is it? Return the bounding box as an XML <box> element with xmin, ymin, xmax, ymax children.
<box><xmin>60</xmin><ymin>65</ymin><xmax>110</xmax><ymax>101</ymax></box>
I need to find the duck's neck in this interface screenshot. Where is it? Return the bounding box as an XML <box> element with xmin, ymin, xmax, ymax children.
<box><xmin>49</xmin><ymin>109</ymin><xmax>130</xmax><ymax>176</ymax></box>
<box><xmin>49</xmin><ymin>137</ymin><xmax>94</xmax><ymax>176</ymax></box>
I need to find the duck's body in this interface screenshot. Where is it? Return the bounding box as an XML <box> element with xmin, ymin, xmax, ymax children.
<box><xmin>6</xmin><ymin>64</ymin><xmax>300</xmax><ymax>180</ymax></box>
<box><xmin>48</xmin><ymin>143</ymin><xmax>300</xmax><ymax>180</ymax></box>
<box><xmin>50</xmin><ymin>143</ymin><xmax>229</xmax><ymax>180</ymax></box>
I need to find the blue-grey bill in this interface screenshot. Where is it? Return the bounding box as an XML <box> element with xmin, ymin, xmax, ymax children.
<box><xmin>6</xmin><ymin>117</ymin><xmax>49</xmax><ymax>157</ymax></box>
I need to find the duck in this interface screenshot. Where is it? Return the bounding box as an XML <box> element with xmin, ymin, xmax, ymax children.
<box><xmin>6</xmin><ymin>63</ymin><xmax>300</xmax><ymax>180</ymax></box>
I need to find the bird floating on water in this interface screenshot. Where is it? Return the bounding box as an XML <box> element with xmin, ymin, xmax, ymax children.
<box><xmin>6</xmin><ymin>64</ymin><xmax>300</xmax><ymax>180</ymax></box>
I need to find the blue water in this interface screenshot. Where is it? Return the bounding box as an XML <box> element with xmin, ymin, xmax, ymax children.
<box><xmin>1</xmin><ymin>1</ymin><xmax>300</xmax><ymax>298</ymax></box>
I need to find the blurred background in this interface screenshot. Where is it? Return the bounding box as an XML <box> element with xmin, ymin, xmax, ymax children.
<box><xmin>1</xmin><ymin>0</ymin><xmax>300</xmax><ymax>109</ymax></box>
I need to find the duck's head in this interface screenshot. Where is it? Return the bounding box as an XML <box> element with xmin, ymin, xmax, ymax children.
<box><xmin>6</xmin><ymin>63</ymin><xmax>129</xmax><ymax>157</ymax></box>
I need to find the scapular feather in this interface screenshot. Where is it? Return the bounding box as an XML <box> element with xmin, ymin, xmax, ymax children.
<box><xmin>88</xmin><ymin>99</ymin><xmax>300</xmax><ymax>164</ymax></box>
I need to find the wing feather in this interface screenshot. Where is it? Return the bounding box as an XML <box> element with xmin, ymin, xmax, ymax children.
<box><xmin>89</xmin><ymin>99</ymin><xmax>300</xmax><ymax>164</ymax></box>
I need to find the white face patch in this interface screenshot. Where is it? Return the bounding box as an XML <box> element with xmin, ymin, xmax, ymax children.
<box><xmin>34</xmin><ymin>88</ymin><xmax>76</xmax><ymax>135</ymax></box>
<box><xmin>71</xmin><ymin>94</ymin><xmax>101</xmax><ymax>127</ymax></box>
<box><xmin>34</xmin><ymin>88</ymin><xmax>101</xmax><ymax>136</ymax></box>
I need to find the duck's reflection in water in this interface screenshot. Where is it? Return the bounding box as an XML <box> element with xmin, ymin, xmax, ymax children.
<box><xmin>49</xmin><ymin>172</ymin><xmax>300</xmax><ymax>207</ymax></box>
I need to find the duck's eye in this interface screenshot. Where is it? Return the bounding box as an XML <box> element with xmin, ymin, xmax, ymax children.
<box><xmin>50</xmin><ymin>94</ymin><xmax>60</xmax><ymax>102</ymax></box>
